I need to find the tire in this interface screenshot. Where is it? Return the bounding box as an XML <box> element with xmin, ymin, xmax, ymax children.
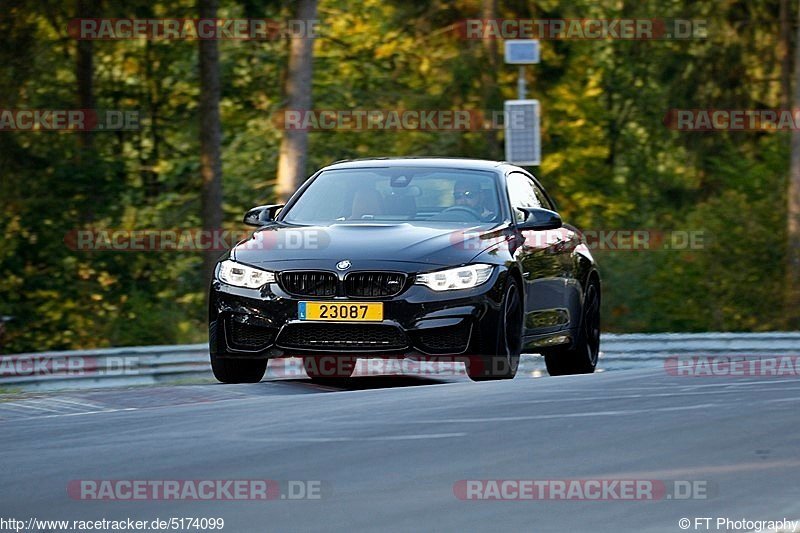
<box><xmin>544</xmin><ymin>279</ymin><xmax>600</xmax><ymax>376</ymax></box>
<box><xmin>467</xmin><ymin>275</ymin><xmax>523</xmax><ymax>381</ymax></box>
<box><xmin>211</xmin><ymin>355</ymin><xmax>268</xmax><ymax>383</ymax></box>
<box><xmin>209</xmin><ymin>319</ymin><xmax>268</xmax><ymax>383</ymax></box>
<box><xmin>303</xmin><ymin>355</ymin><xmax>357</xmax><ymax>381</ymax></box>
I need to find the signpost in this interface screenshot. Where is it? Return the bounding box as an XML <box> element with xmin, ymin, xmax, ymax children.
<box><xmin>503</xmin><ymin>40</ymin><xmax>541</xmax><ymax>166</ymax></box>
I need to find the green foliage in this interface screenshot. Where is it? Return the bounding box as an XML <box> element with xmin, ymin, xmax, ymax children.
<box><xmin>0</xmin><ymin>0</ymin><xmax>795</xmax><ymax>353</ymax></box>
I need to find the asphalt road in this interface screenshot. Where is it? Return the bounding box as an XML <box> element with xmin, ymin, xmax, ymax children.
<box><xmin>1</xmin><ymin>367</ymin><xmax>799</xmax><ymax>532</ymax></box>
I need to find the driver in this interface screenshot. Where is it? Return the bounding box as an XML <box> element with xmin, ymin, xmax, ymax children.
<box><xmin>453</xmin><ymin>178</ymin><xmax>495</xmax><ymax>220</ymax></box>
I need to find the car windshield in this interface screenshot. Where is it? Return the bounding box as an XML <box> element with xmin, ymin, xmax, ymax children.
<box><xmin>282</xmin><ymin>167</ymin><xmax>503</xmax><ymax>225</ymax></box>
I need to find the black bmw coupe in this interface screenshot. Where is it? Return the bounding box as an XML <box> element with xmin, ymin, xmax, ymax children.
<box><xmin>209</xmin><ymin>158</ymin><xmax>600</xmax><ymax>382</ymax></box>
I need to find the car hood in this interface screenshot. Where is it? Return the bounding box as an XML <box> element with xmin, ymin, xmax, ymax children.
<box><xmin>231</xmin><ymin>222</ymin><xmax>510</xmax><ymax>271</ymax></box>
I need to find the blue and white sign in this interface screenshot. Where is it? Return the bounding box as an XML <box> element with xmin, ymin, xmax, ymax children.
<box><xmin>504</xmin><ymin>40</ymin><xmax>540</xmax><ymax>65</ymax></box>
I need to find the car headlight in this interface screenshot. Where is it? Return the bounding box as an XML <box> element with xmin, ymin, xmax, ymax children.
<box><xmin>415</xmin><ymin>264</ymin><xmax>494</xmax><ymax>291</ymax></box>
<box><xmin>217</xmin><ymin>260</ymin><xmax>275</xmax><ymax>288</ymax></box>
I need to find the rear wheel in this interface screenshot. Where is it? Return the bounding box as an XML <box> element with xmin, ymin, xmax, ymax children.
<box><xmin>467</xmin><ymin>276</ymin><xmax>523</xmax><ymax>381</ymax></box>
<box><xmin>303</xmin><ymin>355</ymin><xmax>357</xmax><ymax>381</ymax></box>
<box><xmin>544</xmin><ymin>279</ymin><xmax>600</xmax><ymax>376</ymax></box>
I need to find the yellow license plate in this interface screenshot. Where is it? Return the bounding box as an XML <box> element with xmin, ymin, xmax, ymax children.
<box><xmin>298</xmin><ymin>301</ymin><xmax>383</xmax><ymax>322</ymax></box>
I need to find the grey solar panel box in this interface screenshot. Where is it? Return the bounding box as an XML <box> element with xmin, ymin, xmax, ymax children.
<box><xmin>504</xmin><ymin>99</ymin><xmax>540</xmax><ymax>166</ymax></box>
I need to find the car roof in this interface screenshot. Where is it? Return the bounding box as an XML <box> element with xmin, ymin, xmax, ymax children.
<box><xmin>321</xmin><ymin>157</ymin><xmax>512</xmax><ymax>172</ymax></box>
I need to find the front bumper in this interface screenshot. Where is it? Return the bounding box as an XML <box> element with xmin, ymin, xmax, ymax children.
<box><xmin>209</xmin><ymin>268</ymin><xmax>508</xmax><ymax>359</ymax></box>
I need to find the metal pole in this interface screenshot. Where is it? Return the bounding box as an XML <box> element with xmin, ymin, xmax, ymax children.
<box><xmin>517</xmin><ymin>65</ymin><xmax>526</xmax><ymax>99</ymax></box>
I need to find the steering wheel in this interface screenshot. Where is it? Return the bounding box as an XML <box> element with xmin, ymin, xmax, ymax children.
<box><xmin>436</xmin><ymin>206</ymin><xmax>483</xmax><ymax>221</ymax></box>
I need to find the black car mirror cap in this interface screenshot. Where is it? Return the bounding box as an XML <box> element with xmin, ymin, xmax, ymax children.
<box><xmin>516</xmin><ymin>207</ymin><xmax>563</xmax><ymax>231</ymax></box>
<box><xmin>243</xmin><ymin>204</ymin><xmax>285</xmax><ymax>226</ymax></box>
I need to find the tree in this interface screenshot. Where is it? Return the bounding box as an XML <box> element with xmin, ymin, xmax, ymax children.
<box><xmin>480</xmin><ymin>0</ymin><xmax>502</xmax><ymax>159</ymax></box>
<box><xmin>75</xmin><ymin>0</ymin><xmax>93</xmax><ymax>153</ymax></box>
<box><xmin>198</xmin><ymin>0</ymin><xmax>223</xmax><ymax>290</ymax></box>
<box><xmin>276</xmin><ymin>0</ymin><xmax>317</xmax><ymax>202</ymax></box>
<box><xmin>788</xmin><ymin>0</ymin><xmax>800</xmax><ymax>328</ymax></box>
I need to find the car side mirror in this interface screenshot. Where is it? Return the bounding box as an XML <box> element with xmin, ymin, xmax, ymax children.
<box><xmin>516</xmin><ymin>207</ymin><xmax>562</xmax><ymax>230</ymax></box>
<box><xmin>243</xmin><ymin>204</ymin><xmax>284</xmax><ymax>226</ymax></box>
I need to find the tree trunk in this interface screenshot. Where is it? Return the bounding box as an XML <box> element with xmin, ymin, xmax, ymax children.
<box><xmin>76</xmin><ymin>0</ymin><xmax>93</xmax><ymax>152</ymax></box>
<box><xmin>143</xmin><ymin>40</ymin><xmax>161</xmax><ymax>199</ymax></box>
<box><xmin>276</xmin><ymin>0</ymin><xmax>317</xmax><ymax>203</ymax></box>
<box><xmin>788</xmin><ymin>0</ymin><xmax>800</xmax><ymax>328</ymax></box>
<box><xmin>198</xmin><ymin>0</ymin><xmax>223</xmax><ymax>290</ymax></box>
<box><xmin>481</xmin><ymin>0</ymin><xmax>502</xmax><ymax>159</ymax></box>
<box><xmin>780</xmin><ymin>0</ymin><xmax>792</xmax><ymax>110</ymax></box>
<box><xmin>76</xmin><ymin>0</ymin><xmax>94</xmax><ymax>223</ymax></box>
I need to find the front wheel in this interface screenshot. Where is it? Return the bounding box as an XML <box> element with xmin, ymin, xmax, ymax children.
<box><xmin>211</xmin><ymin>354</ymin><xmax>268</xmax><ymax>383</ymax></box>
<box><xmin>544</xmin><ymin>280</ymin><xmax>600</xmax><ymax>376</ymax></box>
<box><xmin>209</xmin><ymin>319</ymin><xmax>268</xmax><ymax>383</ymax></box>
<box><xmin>467</xmin><ymin>276</ymin><xmax>523</xmax><ymax>381</ymax></box>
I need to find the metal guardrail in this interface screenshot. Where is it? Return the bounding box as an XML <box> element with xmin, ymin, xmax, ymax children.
<box><xmin>1</xmin><ymin>332</ymin><xmax>798</xmax><ymax>392</ymax></box>
<box><xmin>600</xmin><ymin>331</ymin><xmax>800</xmax><ymax>358</ymax></box>
<box><xmin>0</xmin><ymin>344</ymin><xmax>211</xmax><ymax>391</ymax></box>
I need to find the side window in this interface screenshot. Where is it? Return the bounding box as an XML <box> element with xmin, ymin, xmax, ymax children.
<box><xmin>506</xmin><ymin>172</ymin><xmax>541</xmax><ymax>223</ymax></box>
<box><xmin>532</xmin><ymin>183</ymin><xmax>554</xmax><ymax>211</ymax></box>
